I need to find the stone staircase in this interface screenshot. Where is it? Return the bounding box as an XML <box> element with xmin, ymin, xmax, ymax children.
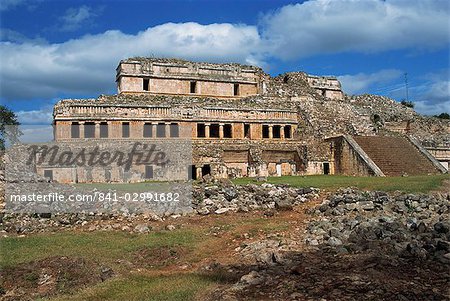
<box><xmin>353</xmin><ymin>136</ymin><xmax>440</xmax><ymax>176</ymax></box>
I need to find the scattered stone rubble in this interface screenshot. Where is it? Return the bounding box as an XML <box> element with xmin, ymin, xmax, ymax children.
<box><xmin>209</xmin><ymin>188</ymin><xmax>450</xmax><ymax>301</ymax></box>
<box><xmin>305</xmin><ymin>188</ymin><xmax>450</xmax><ymax>263</ymax></box>
<box><xmin>0</xmin><ymin>182</ymin><xmax>319</xmax><ymax>234</ymax></box>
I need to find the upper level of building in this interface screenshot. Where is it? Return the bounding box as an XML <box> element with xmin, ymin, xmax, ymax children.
<box><xmin>116</xmin><ymin>57</ymin><xmax>264</xmax><ymax>98</ymax></box>
<box><xmin>306</xmin><ymin>75</ymin><xmax>344</xmax><ymax>100</ymax></box>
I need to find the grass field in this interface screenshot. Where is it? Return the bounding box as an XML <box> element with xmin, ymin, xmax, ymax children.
<box><xmin>2</xmin><ymin>174</ymin><xmax>448</xmax><ymax>300</ymax></box>
<box><xmin>0</xmin><ymin>215</ymin><xmax>293</xmax><ymax>301</ymax></box>
<box><xmin>233</xmin><ymin>174</ymin><xmax>449</xmax><ymax>193</ymax></box>
<box><xmin>76</xmin><ymin>175</ymin><xmax>449</xmax><ymax>194</ymax></box>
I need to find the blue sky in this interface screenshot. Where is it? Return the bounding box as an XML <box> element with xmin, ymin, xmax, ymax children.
<box><xmin>1</xmin><ymin>0</ymin><xmax>449</xmax><ymax>125</ymax></box>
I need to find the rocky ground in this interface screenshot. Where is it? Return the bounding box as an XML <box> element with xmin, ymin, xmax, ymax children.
<box><xmin>0</xmin><ymin>182</ymin><xmax>318</xmax><ymax>234</ymax></box>
<box><xmin>208</xmin><ymin>188</ymin><xmax>449</xmax><ymax>300</ymax></box>
<box><xmin>0</xmin><ymin>181</ymin><xmax>449</xmax><ymax>300</ymax></box>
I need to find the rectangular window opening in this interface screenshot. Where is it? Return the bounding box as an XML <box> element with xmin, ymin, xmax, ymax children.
<box><xmin>122</xmin><ymin>122</ymin><xmax>130</xmax><ymax>138</ymax></box>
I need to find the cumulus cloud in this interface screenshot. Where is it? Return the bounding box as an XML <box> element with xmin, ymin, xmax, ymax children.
<box><xmin>60</xmin><ymin>5</ymin><xmax>99</xmax><ymax>32</ymax></box>
<box><xmin>16</xmin><ymin>107</ymin><xmax>53</xmax><ymax>125</ymax></box>
<box><xmin>1</xmin><ymin>0</ymin><xmax>450</xmax><ymax>116</ymax></box>
<box><xmin>338</xmin><ymin>69</ymin><xmax>403</xmax><ymax>95</ymax></box>
<box><xmin>261</xmin><ymin>0</ymin><xmax>450</xmax><ymax>59</ymax></box>
<box><xmin>0</xmin><ymin>22</ymin><xmax>262</xmax><ymax>100</ymax></box>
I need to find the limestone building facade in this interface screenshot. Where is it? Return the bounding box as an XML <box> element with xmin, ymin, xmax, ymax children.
<box><xmin>51</xmin><ymin>57</ymin><xmax>446</xmax><ymax>182</ymax></box>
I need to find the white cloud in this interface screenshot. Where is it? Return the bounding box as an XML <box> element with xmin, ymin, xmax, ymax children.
<box><xmin>1</xmin><ymin>0</ymin><xmax>449</xmax><ymax>114</ymax></box>
<box><xmin>18</xmin><ymin>125</ymin><xmax>54</xmax><ymax>143</ymax></box>
<box><xmin>414</xmin><ymin>100</ymin><xmax>450</xmax><ymax>116</ymax></box>
<box><xmin>16</xmin><ymin>107</ymin><xmax>53</xmax><ymax>125</ymax></box>
<box><xmin>60</xmin><ymin>5</ymin><xmax>98</xmax><ymax>32</ymax></box>
<box><xmin>338</xmin><ymin>69</ymin><xmax>403</xmax><ymax>95</ymax></box>
<box><xmin>261</xmin><ymin>0</ymin><xmax>450</xmax><ymax>59</ymax></box>
<box><xmin>413</xmin><ymin>76</ymin><xmax>450</xmax><ymax>115</ymax></box>
<box><xmin>0</xmin><ymin>22</ymin><xmax>262</xmax><ymax>101</ymax></box>
<box><xmin>2</xmin><ymin>22</ymin><xmax>262</xmax><ymax>127</ymax></box>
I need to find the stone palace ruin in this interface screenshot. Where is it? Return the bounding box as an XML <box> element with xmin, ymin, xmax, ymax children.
<box><xmin>45</xmin><ymin>57</ymin><xmax>448</xmax><ymax>183</ymax></box>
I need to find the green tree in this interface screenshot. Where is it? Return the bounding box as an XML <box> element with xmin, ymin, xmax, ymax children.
<box><xmin>0</xmin><ymin>105</ymin><xmax>20</xmax><ymax>150</ymax></box>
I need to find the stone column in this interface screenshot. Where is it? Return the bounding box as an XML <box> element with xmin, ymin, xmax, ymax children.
<box><xmin>79</xmin><ymin>121</ymin><xmax>85</xmax><ymax>139</ymax></box>
<box><xmin>219</xmin><ymin>124</ymin><xmax>224</xmax><ymax>139</ymax></box>
<box><xmin>165</xmin><ymin>122</ymin><xmax>171</xmax><ymax>138</ymax></box>
<box><xmin>196</xmin><ymin>167</ymin><xmax>202</xmax><ymax>179</ymax></box>
<box><xmin>205</xmin><ymin>124</ymin><xmax>210</xmax><ymax>138</ymax></box>
<box><xmin>152</xmin><ymin>122</ymin><xmax>157</xmax><ymax>138</ymax></box>
<box><xmin>280</xmin><ymin>125</ymin><xmax>285</xmax><ymax>140</ymax></box>
<box><xmin>95</xmin><ymin>122</ymin><xmax>100</xmax><ymax>138</ymax></box>
<box><xmin>269</xmin><ymin>125</ymin><xmax>273</xmax><ymax>139</ymax></box>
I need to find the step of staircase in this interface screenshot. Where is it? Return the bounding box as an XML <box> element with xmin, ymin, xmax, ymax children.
<box><xmin>353</xmin><ymin>136</ymin><xmax>439</xmax><ymax>176</ymax></box>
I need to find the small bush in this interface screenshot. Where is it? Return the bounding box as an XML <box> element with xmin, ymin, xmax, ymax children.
<box><xmin>400</xmin><ymin>100</ymin><xmax>414</xmax><ymax>108</ymax></box>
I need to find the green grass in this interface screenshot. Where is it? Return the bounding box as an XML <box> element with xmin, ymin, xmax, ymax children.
<box><xmin>232</xmin><ymin>174</ymin><xmax>449</xmax><ymax>193</ymax></box>
<box><xmin>0</xmin><ymin>229</ymin><xmax>200</xmax><ymax>269</ymax></box>
<box><xmin>48</xmin><ymin>273</ymin><xmax>216</xmax><ymax>301</ymax></box>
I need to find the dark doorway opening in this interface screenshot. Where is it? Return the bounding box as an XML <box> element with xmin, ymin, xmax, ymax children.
<box><xmin>233</xmin><ymin>83</ymin><xmax>239</xmax><ymax>96</ymax></box>
<box><xmin>209</xmin><ymin>124</ymin><xmax>220</xmax><ymax>138</ymax></box>
<box><xmin>197</xmin><ymin>123</ymin><xmax>206</xmax><ymax>138</ymax></box>
<box><xmin>157</xmin><ymin>123</ymin><xmax>166</xmax><ymax>137</ymax></box>
<box><xmin>273</xmin><ymin>125</ymin><xmax>281</xmax><ymax>138</ymax></box>
<box><xmin>201</xmin><ymin>164</ymin><xmax>211</xmax><ymax>177</ymax></box>
<box><xmin>284</xmin><ymin>125</ymin><xmax>292</xmax><ymax>139</ymax></box>
<box><xmin>323</xmin><ymin>162</ymin><xmax>330</xmax><ymax>175</ymax></box>
<box><xmin>71</xmin><ymin>122</ymin><xmax>80</xmax><ymax>138</ymax></box>
<box><xmin>190</xmin><ymin>81</ymin><xmax>197</xmax><ymax>93</ymax></box>
<box><xmin>44</xmin><ymin>169</ymin><xmax>53</xmax><ymax>181</ymax></box>
<box><xmin>262</xmin><ymin>125</ymin><xmax>270</xmax><ymax>138</ymax></box>
<box><xmin>223</xmin><ymin>124</ymin><xmax>232</xmax><ymax>138</ymax></box>
<box><xmin>100</xmin><ymin>122</ymin><xmax>108</xmax><ymax>138</ymax></box>
<box><xmin>84</xmin><ymin>122</ymin><xmax>95</xmax><ymax>138</ymax></box>
<box><xmin>145</xmin><ymin>165</ymin><xmax>154</xmax><ymax>179</ymax></box>
<box><xmin>143</xmin><ymin>123</ymin><xmax>153</xmax><ymax>138</ymax></box>
<box><xmin>143</xmin><ymin>78</ymin><xmax>149</xmax><ymax>91</ymax></box>
<box><xmin>170</xmin><ymin>123</ymin><xmax>179</xmax><ymax>137</ymax></box>
<box><xmin>244</xmin><ymin>124</ymin><xmax>250</xmax><ymax>138</ymax></box>
<box><xmin>189</xmin><ymin>165</ymin><xmax>197</xmax><ymax>180</ymax></box>
<box><xmin>122</xmin><ymin>122</ymin><xmax>130</xmax><ymax>138</ymax></box>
